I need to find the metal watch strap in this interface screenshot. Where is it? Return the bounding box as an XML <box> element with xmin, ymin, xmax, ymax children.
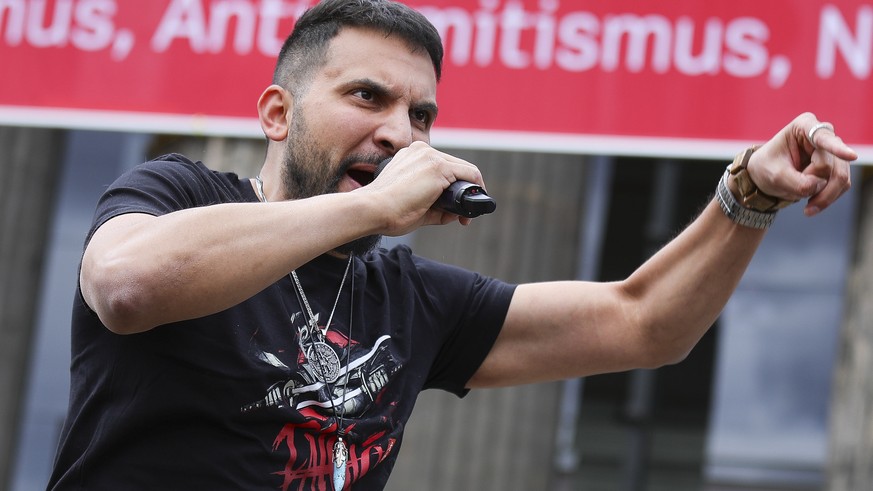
<box><xmin>716</xmin><ymin>170</ymin><xmax>777</xmax><ymax>229</ymax></box>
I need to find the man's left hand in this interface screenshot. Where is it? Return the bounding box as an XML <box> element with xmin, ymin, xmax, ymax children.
<box><xmin>747</xmin><ymin>112</ymin><xmax>857</xmax><ymax>217</ymax></box>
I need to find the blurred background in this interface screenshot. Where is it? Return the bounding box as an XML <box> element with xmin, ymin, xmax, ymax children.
<box><xmin>2</xmin><ymin>1</ymin><xmax>872</xmax><ymax>490</ymax></box>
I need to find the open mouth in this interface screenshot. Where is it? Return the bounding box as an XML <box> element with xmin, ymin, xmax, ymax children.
<box><xmin>347</xmin><ymin>167</ymin><xmax>376</xmax><ymax>186</ymax></box>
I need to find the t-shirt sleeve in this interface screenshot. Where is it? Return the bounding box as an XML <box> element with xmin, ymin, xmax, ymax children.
<box><xmin>415</xmin><ymin>256</ymin><xmax>517</xmax><ymax>397</ymax></box>
<box><xmin>86</xmin><ymin>154</ymin><xmax>238</xmax><ymax>245</ymax></box>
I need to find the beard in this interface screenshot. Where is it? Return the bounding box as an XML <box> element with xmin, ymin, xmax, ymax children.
<box><xmin>280</xmin><ymin>109</ymin><xmax>383</xmax><ymax>256</ymax></box>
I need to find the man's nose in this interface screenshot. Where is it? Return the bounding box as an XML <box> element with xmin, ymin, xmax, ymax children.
<box><xmin>373</xmin><ymin>108</ymin><xmax>414</xmax><ymax>153</ymax></box>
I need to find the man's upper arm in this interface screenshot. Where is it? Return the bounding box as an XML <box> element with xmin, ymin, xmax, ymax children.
<box><xmin>467</xmin><ymin>280</ymin><xmax>645</xmax><ymax>388</ymax></box>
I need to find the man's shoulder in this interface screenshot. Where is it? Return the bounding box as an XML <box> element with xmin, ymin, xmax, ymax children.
<box><xmin>149</xmin><ymin>152</ymin><xmax>197</xmax><ymax>165</ymax></box>
<box><xmin>362</xmin><ymin>244</ymin><xmax>477</xmax><ymax>281</ymax></box>
<box><xmin>138</xmin><ymin>153</ymin><xmax>215</xmax><ymax>176</ymax></box>
<box><xmin>128</xmin><ymin>153</ymin><xmax>244</xmax><ymax>191</ymax></box>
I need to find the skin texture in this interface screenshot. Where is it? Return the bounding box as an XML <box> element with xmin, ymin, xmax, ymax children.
<box><xmin>80</xmin><ymin>27</ymin><xmax>857</xmax><ymax>388</ymax></box>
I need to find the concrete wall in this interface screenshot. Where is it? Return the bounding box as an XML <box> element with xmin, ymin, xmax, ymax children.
<box><xmin>0</xmin><ymin>127</ymin><xmax>65</xmax><ymax>491</ymax></box>
<box><xmin>828</xmin><ymin>170</ymin><xmax>873</xmax><ymax>491</ymax></box>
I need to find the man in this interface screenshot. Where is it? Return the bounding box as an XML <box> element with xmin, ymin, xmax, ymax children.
<box><xmin>47</xmin><ymin>0</ymin><xmax>856</xmax><ymax>489</ymax></box>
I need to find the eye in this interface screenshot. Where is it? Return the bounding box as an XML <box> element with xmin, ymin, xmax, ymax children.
<box><xmin>412</xmin><ymin>108</ymin><xmax>432</xmax><ymax>127</ymax></box>
<box><xmin>353</xmin><ymin>89</ymin><xmax>374</xmax><ymax>101</ymax></box>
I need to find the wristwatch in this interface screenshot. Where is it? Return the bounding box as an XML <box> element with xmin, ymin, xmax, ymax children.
<box><xmin>715</xmin><ymin>146</ymin><xmax>796</xmax><ymax>229</ymax></box>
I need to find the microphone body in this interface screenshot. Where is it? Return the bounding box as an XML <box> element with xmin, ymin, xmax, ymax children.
<box><xmin>376</xmin><ymin>158</ymin><xmax>496</xmax><ymax>218</ymax></box>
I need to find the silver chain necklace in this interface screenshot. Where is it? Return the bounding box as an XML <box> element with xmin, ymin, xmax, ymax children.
<box><xmin>255</xmin><ymin>175</ymin><xmax>353</xmax><ymax>490</ymax></box>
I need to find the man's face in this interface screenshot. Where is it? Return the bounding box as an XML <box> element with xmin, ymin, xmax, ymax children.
<box><xmin>280</xmin><ymin>27</ymin><xmax>439</xmax><ymax>202</ymax></box>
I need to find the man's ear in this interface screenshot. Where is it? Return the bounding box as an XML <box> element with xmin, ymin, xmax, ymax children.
<box><xmin>257</xmin><ymin>84</ymin><xmax>293</xmax><ymax>142</ymax></box>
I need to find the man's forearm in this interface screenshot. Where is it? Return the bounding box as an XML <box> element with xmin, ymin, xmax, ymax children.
<box><xmin>81</xmin><ymin>192</ymin><xmax>383</xmax><ymax>334</ymax></box>
<box><xmin>621</xmin><ymin>198</ymin><xmax>766</xmax><ymax>361</ymax></box>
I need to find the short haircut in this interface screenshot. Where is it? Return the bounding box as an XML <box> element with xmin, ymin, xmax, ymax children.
<box><xmin>273</xmin><ymin>0</ymin><xmax>444</xmax><ymax>96</ymax></box>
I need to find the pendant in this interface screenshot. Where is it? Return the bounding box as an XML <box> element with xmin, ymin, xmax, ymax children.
<box><xmin>308</xmin><ymin>342</ymin><xmax>341</xmax><ymax>383</ymax></box>
<box><xmin>333</xmin><ymin>437</ymin><xmax>348</xmax><ymax>490</ymax></box>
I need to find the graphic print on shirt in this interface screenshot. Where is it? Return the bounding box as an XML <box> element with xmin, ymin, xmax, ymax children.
<box><xmin>241</xmin><ymin>311</ymin><xmax>403</xmax><ymax>490</ymax></box>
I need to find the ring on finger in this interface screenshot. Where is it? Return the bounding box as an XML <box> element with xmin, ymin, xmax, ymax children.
<box><xmin>807</xmin><ymin>122</ymin><xmax>834</xmax><ymax>149</ymax></box>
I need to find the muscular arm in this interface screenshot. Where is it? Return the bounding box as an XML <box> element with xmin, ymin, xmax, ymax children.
<box><xmin>468</xmin><ymin>113</ymin><xmax>857</xmax><ymax>388</ymax></box>
<box><xmin>81</xmin><ymin>192</ymin><xmax>382</xmax><ymax>334</ymax></box>
<box><xmin>469</xmin><ymin>200</ymin><xmax>762</xmax><ymax>387</ymax></box>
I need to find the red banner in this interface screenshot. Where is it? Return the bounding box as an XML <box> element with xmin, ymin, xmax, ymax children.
<box><xmin>1</xmin><ymin>0</ymin><xmax>871</xmax><ymax>160</ymax></box>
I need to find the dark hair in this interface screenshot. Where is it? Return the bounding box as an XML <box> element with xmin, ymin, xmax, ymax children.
<box><xmin>273</xmin><ymin>0</ymin><xmax>444</xmax><ymax>95</ymax></box>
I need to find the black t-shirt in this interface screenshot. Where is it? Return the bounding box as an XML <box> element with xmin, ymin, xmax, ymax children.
<box><xmin>48</xmin><ymin>154</ymin><xmax>516</xmax><ymax>490</ymax></box>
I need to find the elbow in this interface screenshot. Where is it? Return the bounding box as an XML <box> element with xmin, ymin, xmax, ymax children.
<box><xmin>81</xmin><ymin>256</ymin><xmax>160</xmax><ymax>335</ymax></box>
<box><xmin>634</xmin><ymin>323</ymin><xmax>700</xmax><ymax>369</ymax></box>
<box><xmin>624</xmin><ymin>311</ymin><xmax>697</xmax><ymax>370</ymax></box>
<box><xmin>642</xmin><ymin>346</ymin><xmax>692</xmax><ymax>369</ymax></box>
<box><xmin>628</xmin><ymin>345</ymin><xmax>688</xmax><ymax>371</ymax></box>
<box><xmin>617</xmin><ymin>285</ymin><xmax>704</xmax><ymax>370</ymax></box>
<box><xmin>96</xmin><ymin>286</ymin><xmax>157</xmax><ymax>335</ymax></box>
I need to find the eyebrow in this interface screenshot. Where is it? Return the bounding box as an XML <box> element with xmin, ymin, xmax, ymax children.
<box><xmin>347</xmin><ymin>77</ymin><xmax>439</xmax><ymax>118</ymax></box>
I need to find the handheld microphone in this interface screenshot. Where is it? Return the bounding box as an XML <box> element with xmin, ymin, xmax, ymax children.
<box><xmin>376</xmin><ymin>158</ymin><xmax>496</xmax><ymax>218</ymax></box>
